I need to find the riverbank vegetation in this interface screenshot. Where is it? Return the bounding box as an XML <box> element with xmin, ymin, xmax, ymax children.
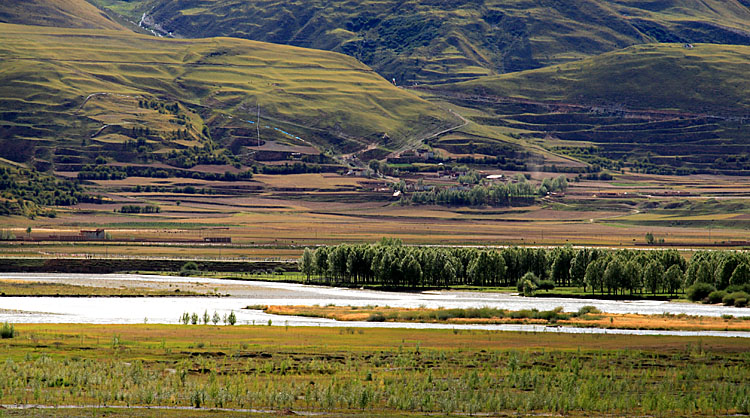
<box><xmin>298</xmin><ymin>241</ymin><xmax>750</xmax><ymax>302</ymax></box>
<box><xmin>251</xmin><ymin>305</ymin><xmax>750</xmax><ymax>332</ymax></box>
<box><xmin>0</xmin><ymin>324</ymin><xmax>748</xmax><ymax>416</ymax></box>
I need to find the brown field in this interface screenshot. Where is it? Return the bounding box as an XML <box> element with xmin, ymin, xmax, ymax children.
<box><xmin>2</xmin><ymin>171</ymin><xmax>750</xmax><ymax>260</ymax></box>
<box><xmin>0</xmin><ymin>279</ymin><xmax>202</xmax><ymax>297</ymax></box>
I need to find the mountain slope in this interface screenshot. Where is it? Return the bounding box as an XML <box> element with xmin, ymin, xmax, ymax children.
<box><xmin>92</xmin><ymin>0</ymin><xmax>750</xmax><ymax>84</ymax></box>
<box><xmin>0</xmin><ymin>23</ymin><xmax>457</xmax><ymax>170</ymax></box>
<box><xmin>428</xmin><ymin>43</ymin><xmax>750</xmax><ymax>173</ymax></box>
<box><xmin>0</xmin><ymin>0</ymin><xmax>127</xmax><ymax>30</ymax></box>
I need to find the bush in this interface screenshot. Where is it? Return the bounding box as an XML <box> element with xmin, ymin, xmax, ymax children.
<box><xmin>367</xmin><ymin>313</ymin><xmax>386</xmax><ymax>322</ymax></box>
<box><xmin>0</xmin><ymin>322</ymin><xmax>15</xmax><ymax>338</ymax></box>
<box><xmin>735</xmin><ymin>298</ymin><xmax>748</xmax><ymax>308</ymax></box>
<box><xmin>706</xmin><ymin>290</ymin><xmax>727</xmax><ymax>304</ymax></box>
<box><xmin>722</xmin><ymin>291</ymin><xmax>750</xmax><ymax>306</ymax></box>
<box><xmin>537</xmin><ymin>280</ymin><xmax>555</xmax><ymax>291</ymax></box>
<box><xmin>577</xmin><ymin>305</ymin><xmax>601</xmax><ymax>316</ymax></box>
<box><xmin>724</xmin><ymin>284</ymin><xmax>750</xmax><ymax>294</ymax></box>
<box><xmin>180</xmin><ymin>262</ymin><xmax>199</xmax><ymax>276</ymax></box>
<box><xmin>687</xmin><ymin>282</ymin><xmax>716</xmax><ymax>302</ymax></box>
<box><xmin>517</xmin><ymin>272</ymin><xmax>539</xmax><ymax>296</ymax></box>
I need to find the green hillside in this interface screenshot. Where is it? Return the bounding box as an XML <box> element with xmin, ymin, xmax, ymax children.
<box><xmin>0</xmin><ymin>0</ymin><xmax>127</xmax><ymax>30</ymax></box>
<box><xmin>429</xmin><ymin>43</ymin><xmax>750</xmax><ymax>174</ymax></box>
<box><xmin>0</xmin><ymin>23</ymin><xmax>457</xmax><ymax>170</ymax></box>
<box><xmin>91</xmin><ymin>0</ymin><xmax>750</xmax><ymax>84</ymax></box>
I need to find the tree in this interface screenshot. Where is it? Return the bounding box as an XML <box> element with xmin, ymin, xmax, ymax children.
<box><xmin>202</xmin><ymin>310</ymin><xmax>210</xmax><ymax>325</ymax></box>
<box><xmin>664</xmin><ymin>265</ymin><xmax>684</xmax><ymax>296</ymax></box>
<box><xmin>569</xmin><ymin>249</ymin><xmax>590</xmax><ymax>290</ymax></box>
<box><xmin>299</xmin><ymin>247</ymin><xmax>315</xmax><ymax>282</ymax></box>
<box><xmin>644</xmin><ymin>260</ymin><xmax>662</xmax><ymax>295</ymax></box>
<box><xmin>623</xmin><ymin>259</ymin><xmax>642</xmax><ymax>295</ymax></box>
<box><xmin>550</xmin><ymin>247</ymin><xmax>573</xmax><ymax>286</ymax></box>
<box><xmin>228</xmin><ymin>311</ymin><xmax>237</xmax><ymax>326</ymax></box>
<box><xmin>401</xmin><ymin>255</ymin><xmax>422</xmax><ymax>288</ymax></box>
<box><xmin>584</xmin><ymin>258</ymin><xmax>607</xmax><ymax>294</ymax></box>
<box><xmin>212</xmin><ymin>311</ymin><xmax>220</xmax><ymax>325</ymax></box>
<box><xmin>468</xmin><ymin>251</ymin><xmax>493</xmax><ymax>286</ymax></box>
<box><xmin>645</xmin><ymin>232</ymin><xmax>655</xmax><ymax>245</ymax></box>
<box><xmin>314</xmin><ymin>247</ymin><xmax>329</xmax><ymax>280</ymax></box>
<box><xmin>729</xmin><ymin>263</ymin><xmax>750</xmax><ymax>287</ymax></box>
<box><xmin>603</xmin><ymin>259</ymin><xmax>625</xmax><ymax>295</ymax></box>
<box><xmin>718</xmin><ymin>256</ymin><xmax>741</xmax><ymax>289</ymax></box>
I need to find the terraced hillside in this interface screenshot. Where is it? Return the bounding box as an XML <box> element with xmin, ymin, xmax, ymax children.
<box><xmin>0</xmin><ymin>0</ymin><xmax>127</xmax><ymax>30</ymax></box>
<box><xmin>425</xmin><ymin>43</ymin><xmax>750</xmax><ymax>174</ymax></box>
<box><xmin>0</xmin><ymin>23</ymin><xmax>457</xmax><ymax>171</ymax></box>
<box><xmin>91</xmin><ymin>0</ymin><xmax>750</xmax><ymax>84</ymax></box>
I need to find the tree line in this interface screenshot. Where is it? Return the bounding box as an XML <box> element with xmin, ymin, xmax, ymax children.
<box><xmin>299</xmin><ymin>241</ymin><xmax>750</xmax><ymax>297</ymax></box>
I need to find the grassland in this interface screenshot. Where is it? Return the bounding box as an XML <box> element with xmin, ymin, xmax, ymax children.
<box><xmin>0</xmin><ymin>324</ymin><xmax>747</xmax><ymax>416</ymax></box>
<box><xmin>0</xmin><ymin>279</ymin><xmax>200</xmax><ymax>297</ymax></box>
<box><xmin>443</xmin><ymin>43</ymin><xmax>750</xmax><ymax>116</ymax></box>
<box><xmin>424</xmin><ymin>43</ymin><xmax>750</xmax><ymax>173</ymax></box>
<box><xmin>0</xmin><ymin>0</ymin><xmax>127</xmax><ymax>30</ymax></box>
<box><xmin>0</xmin><ymin>22</ymin><xmax>457</xmax><ymax>168</ymax></box>
<box><xmin>91</xmin><ymin>0</ymin><xmax>750</xmax><ymax>84</ymax></box>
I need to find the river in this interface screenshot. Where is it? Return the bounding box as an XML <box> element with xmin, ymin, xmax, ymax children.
<box><xmin>1</xmin><ymin>273</ymin><xmax>748</xmax><ymax>337</ymax></box>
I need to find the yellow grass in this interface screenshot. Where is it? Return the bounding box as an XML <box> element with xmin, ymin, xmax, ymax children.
<box><xmin>262</xmin><ymin>305</ymin><xmax>750</xmax><ymax>332</ymax></box>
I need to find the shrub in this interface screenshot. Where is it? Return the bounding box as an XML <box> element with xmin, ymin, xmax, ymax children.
<box><xmin>537</xmin><ymin>280</ymin><xmax>555</xmax><ymax>291</ymax></box>
<box><xmin>687</xmin><ymin>283</ymin><xmax>716</xmax><ymax>302</ymax></box>
<box><xmin>518</xmin><ymin>272</ymin><xmax>539</xmax><ymax>296</ymax></box>
<box><xmin>706</xmin><ymin>290</ymin><xmax>727</xmax><ymax>304</ymax></box>
<box><xmin>0</xmin><ymin>322</ymin><xmax>15</xmax><ymax>338</ymax></box>
<box><xmin>228</xmin><ymin>311</ymin><xmax>237</xmax><ymax>325</ymax></box>
<box><xmin>367</xmin><ymin>313</ymin><xmax>386</xmax><ymax>322</ymax></box>
<box><xmin>180</xmin><ymin>262</ymin><xmax>199</xmax><ymax>276</ymax></box>
<box><xmin>724</xmin><ymin>284</ymin><xmax>750</xmax><ymax>294</ymax></box>
<box><xmin>577</xmin><ymin>305</ymin><xmax>601</xmax><ymax>316</ymax></box>
<box><xmin>722</xmin><ymin>291</ymin><xmax>750</xmax><ymax>306</ymax></box>
<box><xmin>735</xmin><ymin>298</ymin><xmax>748</xmax><ymax>307</ymax></box>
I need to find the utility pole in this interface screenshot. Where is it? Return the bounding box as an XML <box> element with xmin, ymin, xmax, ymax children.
<box><xmin>257</xmin><ymin>103</ymin><xmax>261</xmax><ymax>149</ymax></box>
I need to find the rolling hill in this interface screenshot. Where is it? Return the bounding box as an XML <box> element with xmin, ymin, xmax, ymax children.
<box><xmin>91</xmin><ymin>0</ymin><xmax>750</xmax><ymax>84</ymax></box>
<box><xmin>0</xmin><ymin>0</ymin><xmax>127</xmax><ymax>30</ymax></box>
<box><xmin>425</xmin><ymin>43</ymin><xmax>750</xmax><ymax>173</ymax></box>
<box><xmin>0</xmin><ymin>23</ymin><xmax>458</xmax><ymax>171</ymax></box>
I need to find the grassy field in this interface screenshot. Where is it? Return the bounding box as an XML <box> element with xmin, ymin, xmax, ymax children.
<box><xmin>427</xmin><ymin>43</ymin><xmax>750</xmax><ymax>173</ymax></box>
<box><xmin>91</xmin><ymin>0</ymin><xmax>750</xmax><ymax>84</ymax></box>
<box><xmin>0</xmin><ymin>324</ymin><xmax>748</xmax><ymax>416</ymax></box>
<box><xmin>0</xmin><ymin>0</ymin><xmax>128</xmax><ymax>30</ymax></box>
<box><xmin>0</xmin><ymin>22</ymin><xmax>457</xmax><ymax>167</ymax></box>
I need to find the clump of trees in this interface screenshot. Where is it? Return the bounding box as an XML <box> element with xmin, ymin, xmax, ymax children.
<box><xmin>298</xmin><ymin>241</ymin><xmax>705</xmax><ymax>297</ymax></box>
<box><xmin>119</xmin><ymin>205</ymin><xmax>161</xmax><ymax>214</ymax></box>
<box><xmin>408</xmin><ymin>175</ymin><xmax>568</xmax><ymax>207</ymax></box>
<box><xmin>0</xmin><ymin>166</ymin><xmax>96</xmax><ymax>217</ymax></box>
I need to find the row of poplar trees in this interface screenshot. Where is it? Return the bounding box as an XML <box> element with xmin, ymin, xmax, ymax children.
<box><xmin>298</xmin><ymin>240</ymin><xmax>750</xmax><ymax>295</ymax></box>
